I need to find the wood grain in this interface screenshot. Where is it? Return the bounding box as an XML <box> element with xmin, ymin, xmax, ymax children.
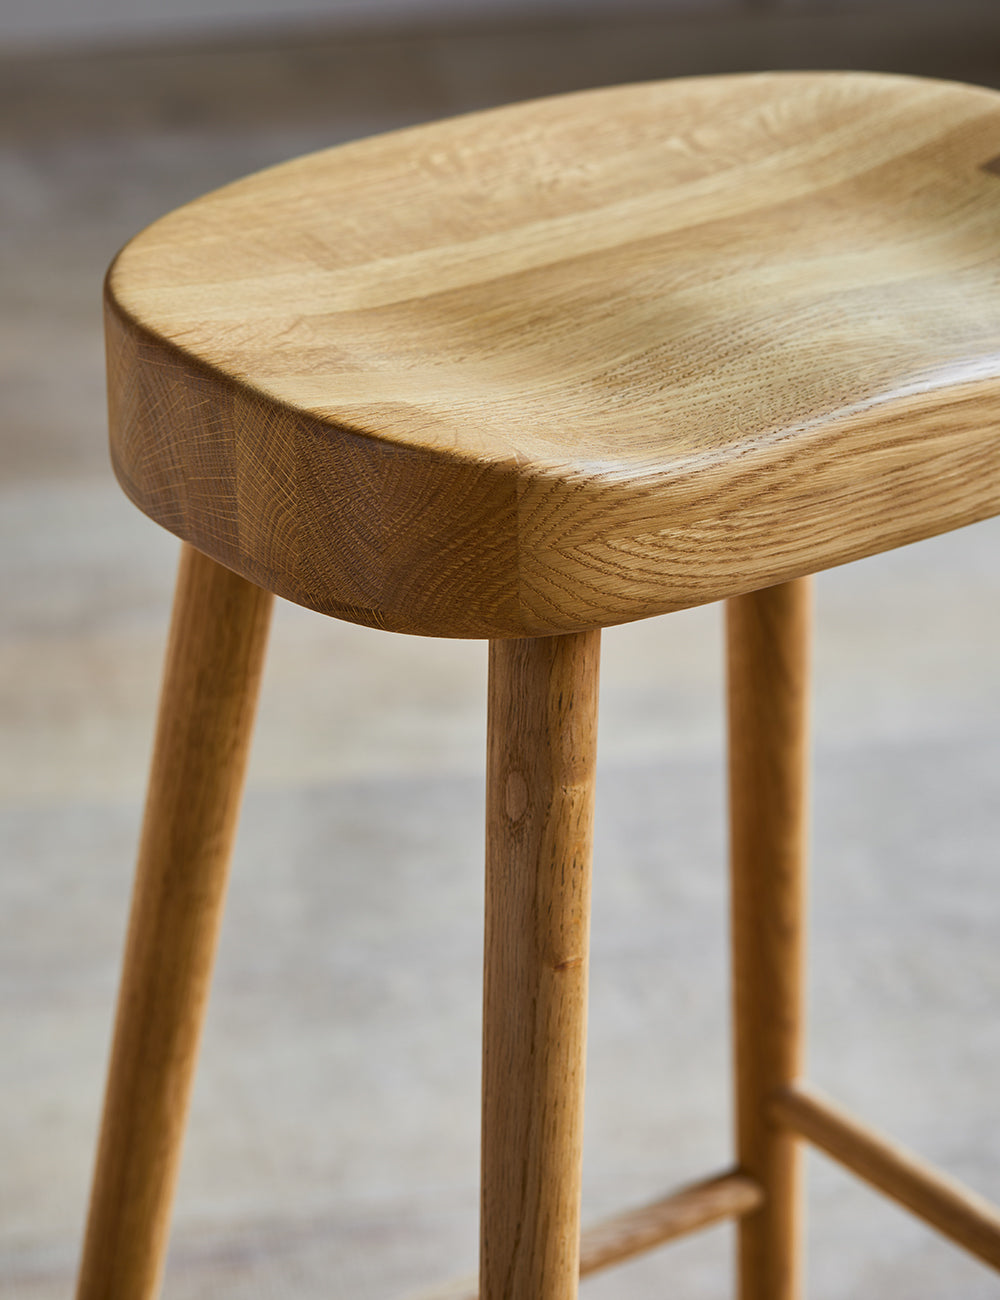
<box><xmin>481</xmin><ymin>631</ymin><xmax>600</xmax><ymax>1300</ymax></box>
<box><xmin>727</xmin><ymin>579</ymin><xmax>812</xmax><ymax>1300</ymax></box>
<box><xmin>773</xmin><ymin>1083</ymin><xmax>1000</xmax><ymax>1271</ymax></box>
<box><xmin>413</xmin><ymin>1169</ymin><xmax>763</xmax><ymax>1300</ymax></box>
<box><xmin>576</xmin><ymin>1168</ymin><xmax>763</xmax><ymax>1276</ymax></box>
<box><xmin>105</xmin><ymin>72</ymin><xmax>1000</xmax><ymax>638</ymax></box>
<box><xmin>75</xmin><ymin>545</ymin><xmax>273</xmax><ymax>1300</ymax></box>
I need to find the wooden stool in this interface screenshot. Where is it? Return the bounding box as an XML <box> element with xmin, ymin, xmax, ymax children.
<box><xmin>79</xmin><ymin>72</ymin><xmax>1000</xmax><ymax>1299</ymax></box>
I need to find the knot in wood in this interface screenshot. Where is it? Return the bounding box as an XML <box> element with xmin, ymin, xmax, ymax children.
<box><xmin>504</xmin><ymin>770</ymin><xmax>529</xmax><ymax>822</ymax></box>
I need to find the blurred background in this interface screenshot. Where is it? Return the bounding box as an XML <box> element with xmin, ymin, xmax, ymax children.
<box><xmin>2</xmin><ymin>1</ymin><xmax>1000</xmax><ymax>1297</ymax></box>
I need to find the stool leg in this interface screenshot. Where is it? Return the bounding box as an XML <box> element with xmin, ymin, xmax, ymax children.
<box><xmin>481</xmin><ymin>631</ymin><xmax>601</xmax><ymax>1300</ymax></box>
<box><xmin>76</xmin><ymin>544</ymin><xmax>273</xmax><ymax>1300</ymax></box>
<box><xmin>728</xmin><ymin>578</ymin><xmax>812</xmax><ymax>1300</ymax></box>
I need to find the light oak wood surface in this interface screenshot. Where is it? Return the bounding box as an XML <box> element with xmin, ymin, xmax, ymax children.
<box><xmin>727</xmin><ymin>579</ymin><xmax>811</xmax><ymax>1300</ymax></box>
<box><xmin>481</xmin><ymin>631</ymin><xmax>599</xmax><ymax>1299</ymax></box>
<box><xmin>75</xmin><ymin>545</ymin><xmax>273</xmax><ymax>1300</ymax></box>
<box><xmin>772</xmin><ymin>1083</ymin><xmax>1000</xmax><ymax>1271</ymax></box>
<box><xmin>575</xmin><ymin>1168</ymin><xmax>763</xmax><ymax>1277</ymax></box>
<box><xmin>105</xmin><ymin>72</ymin><xmax>1000</xmax><ymax>638</ymax></box>
<box><xmin>416</xmin><ymin>1169</ymin><xmax>763</xmax><ymax>1299</ymax></box>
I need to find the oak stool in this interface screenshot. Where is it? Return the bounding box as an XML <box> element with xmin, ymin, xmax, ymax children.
<box><xmin>79</xmin><ymin>72</ymin><xmax>1000</xmax><ymax>1299</ymax></box>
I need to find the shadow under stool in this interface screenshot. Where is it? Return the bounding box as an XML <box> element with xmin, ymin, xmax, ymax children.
<box><xmin>77</xmin><ymin>71</ymin><xmax>1000</xmax><ymax>1299</ymax></box>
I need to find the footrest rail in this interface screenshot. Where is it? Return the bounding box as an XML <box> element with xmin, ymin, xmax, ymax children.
<box><xmin>410</xmin><ymin>1168</ymin><xmax>763</xmax><ymax>1299</ymax></box>
<box><xmin>772</xmin><ymin>1081</ymin><xmax>1000</xmax><ymax>1271</ymax></box>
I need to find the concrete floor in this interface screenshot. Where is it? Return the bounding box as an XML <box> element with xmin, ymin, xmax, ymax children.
<box><xmin>2</xmin><ymin>9</ymin><xmax>1000</xmax><ymax>1298</ymax></box>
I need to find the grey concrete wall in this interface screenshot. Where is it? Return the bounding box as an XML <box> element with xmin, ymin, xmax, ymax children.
<box><xmin>4</xmin><ymin>0</ymin><xmax>996</xmax><ymax>54</ymax></box>
<box><xmin>0</xmin><ymin>0</ymin><xmax>734</xmax><ymax>52</ymax></box>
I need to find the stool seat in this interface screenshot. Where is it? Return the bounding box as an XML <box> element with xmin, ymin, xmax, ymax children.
<box><xmin>105</xmin><ymin>71</ymin><xmax>1000</xmax><ymax>638</ymax></box>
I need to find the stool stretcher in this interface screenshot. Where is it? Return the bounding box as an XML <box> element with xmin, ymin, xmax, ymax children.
<box><xmin>414</xmin><ymin>1169</ymin><xmax>764</xmax><ymax>1300</ymax></box>
<box><xmin>772</xmin><ymin>1082</ymin><xmax>1000</xmax><ymax>1271</ymax></box>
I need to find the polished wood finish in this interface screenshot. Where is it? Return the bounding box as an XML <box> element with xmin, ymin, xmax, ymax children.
<box><xmin>727</xmin><ymin>578</ymin><xmax>812</xmax><ymax>1300</ymax></box>
<box><xmin>76</xmin><ymin>545</ymin><xmax>273</xmax><ymax>1300</ymax></box>
<box><xmin>416</xmin><ymin>1169</ymin><xmax>764</xmax><ymax>1300</ymax></box>
<box><xmin>578</xmin><ymin>1168</ymin><xmax>763</xmax><ymax>1276</ymax></box>
<box><xmin>105</xmin><ymin>72</ymin><xmax>1000</xmax><ymax>638</ymax></box>
<box><xmin>481</xmin><ymin>631</ymin><xmax>600</xmax><ymax>1300</ymax></box>
<box><xmin>93</xmin><ymin>63</ymin><xmax>1000</xmax><ymax>1299</ymax></box>
<box><xmin>773</xmin><ymin>1083</ymin><xmax>1000</xmax><ymax>1272</ymax></box>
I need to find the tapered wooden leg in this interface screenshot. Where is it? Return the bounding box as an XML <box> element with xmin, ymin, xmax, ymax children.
<box><xmin>728</xmin><ymin>578</ymin><xmax>812</xmax><ymax>1300</ymax></box>
<box><xmin>480</xmin><ymin>631</ymin><xmax>601</xmax><ymax>1300</ymax></box>
<box><xmin>76</xmin><ymin>545</ymin><xmax>273</xmax><ymax>1300</ymax></box>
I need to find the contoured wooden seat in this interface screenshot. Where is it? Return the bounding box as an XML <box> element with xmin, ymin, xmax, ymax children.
<box><xmin>106</xmin><ymin>71</ymin><xmax>1000</xmax><ymax>638</ymax></box>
